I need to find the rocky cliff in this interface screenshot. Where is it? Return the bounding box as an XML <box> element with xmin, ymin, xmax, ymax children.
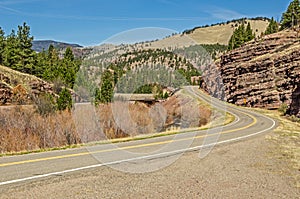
<box><xmin>209</xmin><ymin>30</ymin><xmax>300</xmax><ymax>116</ymax></box>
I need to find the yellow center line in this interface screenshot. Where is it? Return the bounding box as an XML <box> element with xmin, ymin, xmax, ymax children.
<box><xmin>0</xmin><ymin>109</ymin><xmax>257</xmax><ymax>168</ymax></box>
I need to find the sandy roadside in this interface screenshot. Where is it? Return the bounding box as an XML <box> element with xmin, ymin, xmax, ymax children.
<box><xmin>0</xmin><ymin>132</ymin><xmax>299</xmax><ymax>199</ymax></box>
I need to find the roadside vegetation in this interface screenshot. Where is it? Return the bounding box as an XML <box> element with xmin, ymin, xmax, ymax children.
<box><xmin>0</xmin><ymin>0</ymin><xmax>299</xmax><ymax>158</ymax></box>
<box><xmin>0</xmin><ymin>91</ymin><xmax>213</xmax><ymax>154</ymax></box>
<box><xmin>251</xmin><ymin>108</ymin><xmax>300</xmax><ymax>187</ymax></box>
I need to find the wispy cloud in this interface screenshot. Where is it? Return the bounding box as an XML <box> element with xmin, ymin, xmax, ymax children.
<box><xmin>0</xmin><ymin>0</ymin><xmax>44</xmax><ymax>15</ymax></box>
<box><xmin>0</xmin><ymin>0</ymin><xmax>207</xmax><ymax>22</ymax></box>
<box><xmin>0</xmin><ymin>0</ymin><xmax>41</xmax><ymax>5</ymax></box>
<box><xmin>0</xmin><ymin>4</ymin><xmax>208</xmax><ymax>22</ymax></box>
<box><xmin>0</xmin><ymin>4</ymin><xmax>23</xmax><ymax>14</ymax></box>
<box><xmin>207</xmin><ymin>7</ymin><xmax>246</xmax><ymax>21</ymax></box>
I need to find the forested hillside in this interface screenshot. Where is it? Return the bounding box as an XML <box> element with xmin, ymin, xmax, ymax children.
<box><xmin>0</xmin><ymin>23</ymin><xmax>81</xmax><ymax>88</ymax></box>
<box><xmin>77</xmin><ymin>48</ymin><xmax>204</xmax><ymax>104</ymax></box>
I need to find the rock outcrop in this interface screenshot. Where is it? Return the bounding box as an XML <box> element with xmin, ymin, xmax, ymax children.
<box><xmin>288</xmin><ymin>82</ymin><xmax>300</xmax><ymax>117</ymax></box>
<box><xmin>203</xmin><ymin>30</ymin><xmax>300</xmax><ymax>116</ymax></box>
<box><xmin>0</xmin><ymin>65</ymin><xmax>55</xmax><ymax>105</ymax></box>
<box><xmin>0</xmin><ymin>82</ymin><xmax>13</xmax><ymax>104</ymax></box>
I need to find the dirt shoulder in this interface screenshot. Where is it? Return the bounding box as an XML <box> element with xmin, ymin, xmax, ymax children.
<box><xmin>1</xmin><ymin>131</ymin><xmax>299</xmax><ymax>198</ymax></box>
<box><xmin>253</xmin><ymin>108</ymin><xmax>300</xmax><ymax>188</ymax></box>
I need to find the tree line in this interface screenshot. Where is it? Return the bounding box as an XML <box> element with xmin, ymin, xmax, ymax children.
<box><xmin>228</xmin><ymin>0</ymin><xmax>300</xmax><ymax>50</ymax></box>
<box><xmin>0</xmin><ymin>23</ymin><xmax>81</xmax><ymax>88</ymax></box>
<box><xmin>228</xmin><ymin>22</ymin><xmax>255</xmax><ymax>50</ymax></box>
<box><xmin>0</xmin><ymin>23</ymin><xmax>81</xmax><ymax>111</ymax></box>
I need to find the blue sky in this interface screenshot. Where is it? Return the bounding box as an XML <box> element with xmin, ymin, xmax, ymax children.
<box><xmin>0</xmin><ymin>0</ymin><xmax>290</xmax><ymax>46</ymax></box>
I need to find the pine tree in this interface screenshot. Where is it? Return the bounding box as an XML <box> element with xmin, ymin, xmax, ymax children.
<box><xmin>235</xmin><ymin>23</ymin><xmax>245</xmax><ymax>47</ymax></box>
<box><xmin>99</xmin><ymin>70</ymin><xmax>114</xmax><ymax>103</ymax></box>
<box><xmin>281</xmin><ymin>0</ymin><xmax>300</xmax><ymax>30</ymax></box>
<box><xmin>64</xmin><ymin>47</ymin><xmax>74</xmax><ymax>62</ymax></box>
<box><xmin>3</xmin><ymin>30</ymin><xmax>20</xmax><ymax>68</ymax></box>
<box><xmin>265</xmin><ymin>17</ymin><xmax>279</xmax><ymax>35</ymax></box>
<box><xmin>62</xmin><ymin>47</ymin><xmax>80</xmax><ymax>88</ymax></box>
<box><xmin>94</xmin><ymin>87</ymin><xmax>101</xmax><ymax>106</ymax></box>
<box><xmin>228</xmin><ymin>32</ymin><xmax>236</xmax><ymax>50</ymax></box>
<box><xmin>246</xmin><ymin>22</ymin><xmax>255</xmax><ymax>41</ymax></box>
<box><xmin>16</xmin><ymin>22</ymin><xmax>36</xmax><ymax>74</ymax></box>
<box><xmin>228</xmin><ymin>22</ymin><xmax>254</xmax><ymax>50</ymax></box>
<box><xmin>57</xmin><ymin>88</ymin><xmax>73</xmax><ymax>111</ymax></box>
<box><xmin>0</xmin><ymin>27</ymin><xmax>5</xmax><ymax>65</ymax></box>
<box><xmin>47</xmin><ymin>44</ymin><xmax>59</xmax><ymax>64</ymax></box>
<box><xmin>43</xmin><ymin>44</ymin><xmax>59</xmax><ymax>81</ymax></box>
<box><xmin>35</xmin><ymin>49</ymin><xmax>48</xmax><ymax>78</ymax></box>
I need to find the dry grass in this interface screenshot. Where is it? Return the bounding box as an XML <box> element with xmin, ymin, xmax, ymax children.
<box><xmin>189</xmin><ymin>20</ymin><xmax>269</xmax><ymax>45</ymax></box>
<box><xmin>0</xmin><ymin>92</ymin><xmax>213</xmax><ymax>154</ymax></box>
<box><xmin>145</xmin><ymin>20</ymin><xmax>269</xmax><ymax>49</ymax></box>
<box><xmin>0</xmin><ymin>65</ymin><xmax>44</xmax><ymax>88</ymax></box>
<box><xmin>0</xmin><ymin>106</ymin><xmax>80</xmax><ymax>154</ymax></box>
<box><xmin>249</xmin><ymin>108</ymin><xmax>300</xmax><ymax>188</ymax></box>
<box><xmin>125</xmin><ymin>20</ymin><xmax>269</xmax><ymax>52</ymax></box>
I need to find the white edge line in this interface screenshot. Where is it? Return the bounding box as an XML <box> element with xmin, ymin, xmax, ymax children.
<box><xmin>0</xmin><ymin>114</ymin><xmax>276</xmax><ymax>186</ymax></box>
<box><xmin>185</xmin><ymin>87</ymin><xmax>240</xmax><ymax>128</ymax></box>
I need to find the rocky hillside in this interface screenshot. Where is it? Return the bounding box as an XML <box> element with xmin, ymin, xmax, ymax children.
<box><xmin>0</xmin><ymin>65</ymin><xmax>54</xmax><ymax>105</ymax></box>
<box><xmin>204</xmin><ymin>30</ymin><xmax>300</xmax><ymax>116</ymax></box>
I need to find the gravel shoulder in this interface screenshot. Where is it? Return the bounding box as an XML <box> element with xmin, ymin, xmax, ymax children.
<box><xmin>1</xmin><ymin>132</ymin><xmax>299</xmax><ymax>199</ymax></box>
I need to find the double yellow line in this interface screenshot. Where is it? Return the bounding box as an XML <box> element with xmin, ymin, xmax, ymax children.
<box><xmin>0</xmin><ymin>109</ymin><xmax>257</xmax><ymax>168</ymax></box>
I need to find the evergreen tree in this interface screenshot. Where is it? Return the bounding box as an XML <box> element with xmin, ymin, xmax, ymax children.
<box><xmin>246</xmin><ymin>22</ymin><xmax>255</xmax><ymax>41</ymax></box>
<box><xmin>64</xmin><ymin>47</ymin><xmax>75</xmax><ymax>62</ymax></box>
<box><xmin>0</xmin><ymin>27</ymin><xmax>5</xmax><ymax>65</ymax></box>
<box><xmin>265</xmin><ymin>17</ymin><xmax>279</xmax><ymax>35</ymax></box>
<box><xmin>94</xmin><ymin>87</ymin><xmax>101</xmax><ymax>106</ymax></box>
<box><xmin>16</xmin><ymin>22</ymin><xmax>36</xmax><ymax>74</ymax></box>
<box><xmin>99</xmin><ymin>70</ymin><xmax>114</xmax><ymax>103</ymax></box>
<box><xmin>281</xmin><ymin>0</ymin><xmax>300</xmax><ymax>30</ymax></box>
<box><xmin>3</xmin><ymin>30</ymin><xmax>20</xmax><ymax>68</ymax></box>
<box><xmin>57</xmin><ymin>88</ymin><xmax>73</xmax><ymax>111</ymax></box>
<box><xmin>228</xmin><ymin>22</ymin><xmax>255</xmax><ymax>50</ymax></box>
<box><xmin>62</xmin><ymin>47</ymin><xmax>79</xmax><ymax>88</ymax></box>
<box><xmin>42</xmin><ymin>44</ymin><xmax>59</xmax><ymax>81</ymax></box>
<box><xmin>35</xmin><ymin>49</ymin><xmax>48</xmax><ymax>78</ymax></box>
<box><xmin>0</xmin><ymin>27</ymin><xmax>6</xmax><ymax>64</ymax></box>
<box><xmin>2</xmin><ymin>23</ymin><xmax>36</xmax><ymax>73</ymax></box>
<box><xmin>47</xmin><ymin>44</ymin><xmax>59</xmax><ymax>64</ymax></box>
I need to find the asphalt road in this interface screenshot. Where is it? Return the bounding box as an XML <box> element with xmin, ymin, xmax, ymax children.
<box><xmin>0</xmin><ymin>86</ymin><xmax>276</xmax><ymax>187</ymax></box>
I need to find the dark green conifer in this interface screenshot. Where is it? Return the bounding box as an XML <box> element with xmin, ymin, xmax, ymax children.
<box><xmin>281</xmin><ymin>0</ymin><xmax>300</xmax><ymax>29</ymax></box>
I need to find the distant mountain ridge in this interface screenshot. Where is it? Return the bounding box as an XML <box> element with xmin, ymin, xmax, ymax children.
<box><xmin>32</xmin><ymin>40</ymin><xmax>83</xmax><ymax>52</ymax></box>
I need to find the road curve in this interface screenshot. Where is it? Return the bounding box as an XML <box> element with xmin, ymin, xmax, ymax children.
<box><xmin>0</xmin><ymin>87</ymin><xmax>276</xmax><ymax>186</ymax></box>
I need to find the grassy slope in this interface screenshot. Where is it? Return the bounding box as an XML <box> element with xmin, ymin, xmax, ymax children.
<box><xmin>247</xmin><ymin>108</ymin><xmax>300</xmax><ymax>187</ymax></box>
<box><xmin>0</xmin><ymin>65</ymin><xmax>44</xmax><ymax>88</ymax></box>
<box><xmin>148</xmin><ymin>19</ymin><xmax>269</xmax><ymax>49</ymax></box>
<box><xmin>189</xmin><ymin>19</ymin><xmax>269</xmax><ymax>45</ymax></box>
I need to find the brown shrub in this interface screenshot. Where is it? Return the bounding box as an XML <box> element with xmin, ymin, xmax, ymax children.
<box><xmin>0</xmin><ymin>106</ymin><xmax>80</xmax><ymax>153</ymax></box>
<box><xmin>0</xmin><ymin>94</ymin><xmax>211</xmax><ymax>153</ymax></box>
